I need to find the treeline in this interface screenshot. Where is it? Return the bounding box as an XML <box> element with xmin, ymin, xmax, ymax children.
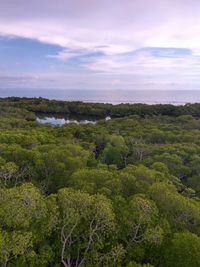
<box><xmin>1</xmin><ymin>99</ymin><xmax>200</xmax><ymax>266</ymax></box>
<box><xmin>1</xmin><ymin>97</ymin><xmax>200</xmax><ymax>117</ymax></box>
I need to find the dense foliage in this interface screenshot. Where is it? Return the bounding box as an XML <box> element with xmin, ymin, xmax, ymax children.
<box><xmin>2</xmin><ymin>97</ymin><xmax>200</xmax><ymax>117</ymax></box>
<box><xmin>1</xmin><ymin>98</ymin><xmax>200</xmax><ymax>266</ymax></box>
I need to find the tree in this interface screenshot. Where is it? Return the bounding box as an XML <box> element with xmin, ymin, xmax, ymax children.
<box><xmin>0</xmin><ymin>183</ymin><xmax>58</xmax><ymax>267</ymax></box>
<box><xmin>150</xmin><ymin>182</ymin><xmax>200</xmax><ymax>232</ymax></box>
<box><xmin>0</xmin><ymin>230</ymin><xmax>32</xmax><ymax>267</ymax></box>
<box><xmin>121</xmin><ymin>195</ymin><xmax>163</xmax><ymax>247</ymax></box>
<box><xmin>164</xmin><ymin>232</ymin><xmax>200</xmax><ymax>267</ymax></box>
<box><xmin>118</xmin><ymin>170</ymin><xmax>139</xmax><ymax>198</ymax></box>
<box><xmin>101</xmin><ymin>135</ymin><xmax>129</xmax><ymax>168</ymax></box>
<box><xmin>57</xmin><ymin>188</ymin><xmax>118</xmax><ymax>267</ymax></box>
<box><xmin>69</xmin><ymin>168</ymin><xmax>121</xmax><ymax>196</ymax></box>
<box><xmin>0</xmin><ymin>162</ymin><xmax>18</xmax><ymax>186</ymax></box>
<box><xmin>36</xmin><ymin>144</ymin><xmax>89</xmax><ymax>192</ymax></box>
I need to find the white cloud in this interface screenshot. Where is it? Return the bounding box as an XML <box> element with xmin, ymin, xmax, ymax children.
<box><xmin>1</xmin><ymin>0</ymin><xmax>200</xmax><ymax>54</ymax></box>
<box><xmin>1</xmin><ymin>0</ymin><xmax>200</xmax><ymax>89</ymax></box>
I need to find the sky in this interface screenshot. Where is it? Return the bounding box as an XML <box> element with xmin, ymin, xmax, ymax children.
<box><xmin>1</xmin><ymin>0</ymin><xmax>200</xmax><ymax>90</ymax></box>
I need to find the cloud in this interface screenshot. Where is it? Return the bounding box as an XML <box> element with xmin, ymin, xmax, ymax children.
<box><xmin>1</xmin><ymin>0</ymin><xmax>200</xmax><ymax>89</ymax></box>
<box><xmin>1</xmin><ymin>0</ymin><xmax>200</xmax><ymax>54</ymax></box>
<box><xmin>83</xmin><ymin>47</ymin><xmax>200</xmax><ymax>78</ymax></box>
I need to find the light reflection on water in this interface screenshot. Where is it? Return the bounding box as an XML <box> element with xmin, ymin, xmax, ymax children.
<box><xmin>36</xmin><ymin>115</ymin><xmax>111</xmax><ymax>126</ymax></box>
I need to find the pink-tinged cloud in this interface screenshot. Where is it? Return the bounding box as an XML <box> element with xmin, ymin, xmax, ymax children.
<box><xmin>1</xmin><ymin>0</ymin><xmax>200</xmax><ymax>89</ymax></box>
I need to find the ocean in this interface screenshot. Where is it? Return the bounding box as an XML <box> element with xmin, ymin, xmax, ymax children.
<box><xmin>0</xmin><ymin>89</ymin><xmax>200</xmax><ymax>105</ymax></box>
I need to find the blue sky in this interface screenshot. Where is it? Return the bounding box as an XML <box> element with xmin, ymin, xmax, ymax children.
<box><xmin>1</xmin><ymin>0</ymin><xmax>200</xmax><ymax>90</ymax></box>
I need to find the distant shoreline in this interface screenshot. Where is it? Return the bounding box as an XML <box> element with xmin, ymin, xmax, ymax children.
<box><xmin>1</xmin><ymin>97</ymin><xmax>200</xmax><ymax>119</ymax></box>
<box><xmin>0</xmin><ymin>89</ymin><xmax>200</xmax><ymax>105</ymax></box>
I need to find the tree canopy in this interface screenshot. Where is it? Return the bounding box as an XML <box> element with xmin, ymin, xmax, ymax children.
<box><xmin>0</xmin><ymin>98</ymin><xmax>200</xmax><ymax>266</ymax></box>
